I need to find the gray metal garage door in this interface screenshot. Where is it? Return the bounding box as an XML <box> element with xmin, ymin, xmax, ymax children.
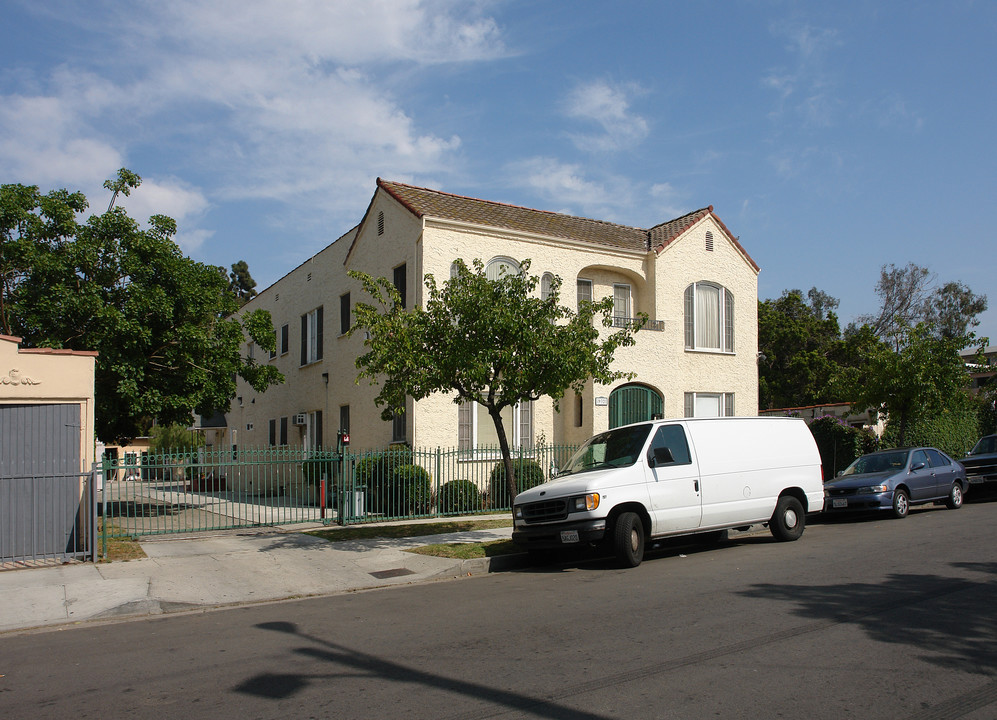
<box><xmin>1</xmin><ymin>403</ymin><xmax>89</xmax><ymax>565</ymax></box>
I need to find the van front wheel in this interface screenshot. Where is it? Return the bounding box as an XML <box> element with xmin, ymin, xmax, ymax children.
<box><xmin>613</xmin><ymin>512</ymin><xmax>645</xmax><ymax>568</ymax></box>
<box><xmin>770</xmin><ymin>496</ymin><xmax>805</xmax><ymax>541</ymax></box>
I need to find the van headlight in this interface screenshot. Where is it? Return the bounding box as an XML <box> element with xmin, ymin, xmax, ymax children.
<box><xmin>572</xmin><ymin>493</ymin><xmax>600</xmax><ymax>512</ymax></box>
<box><xmin>514</xmin><ymin>506</ymin><xmax>523</xmax><ymax>519</ymax></box>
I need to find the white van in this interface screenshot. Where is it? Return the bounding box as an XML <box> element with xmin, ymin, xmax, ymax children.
<box><xmin>512</xmin><ymin>416</ymin><xmax>823</xmax><ymax>567</ymax></box>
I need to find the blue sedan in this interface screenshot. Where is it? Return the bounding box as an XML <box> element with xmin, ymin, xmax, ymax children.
<box><xmin>823</xmin><ymin>447</ymin><xmax>968</xmax><ymax>518</ymax></box>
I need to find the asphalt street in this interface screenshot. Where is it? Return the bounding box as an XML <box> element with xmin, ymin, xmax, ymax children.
<box><xmin>2</xmin><ymin>497</ymin><xmax>996</xmax><ymax>720</ymax></box>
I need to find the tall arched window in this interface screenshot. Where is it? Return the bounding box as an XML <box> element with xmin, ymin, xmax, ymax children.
<box><xmin>684</xmin><ymin>282</ymin><xmax>734</xmax><ymax>352</ymax></box>
<box><xmin>541</xmin><ymin>272</ymin><xmax>555</xmax><ymax>300</ymax></box>
<box><xmin>485</xmin><ymin>257</ymin><xmax>520</xmax><ymax>280</ymax></box>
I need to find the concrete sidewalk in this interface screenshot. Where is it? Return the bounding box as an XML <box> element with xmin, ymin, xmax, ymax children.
<box><xmin>0</xmin><ymin>523</ymin><xmax>520</xmax><ymax>635</ymax></box>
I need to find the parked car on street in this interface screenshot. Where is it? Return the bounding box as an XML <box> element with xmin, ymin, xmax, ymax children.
<box><xmin>823</xmin><ymin>447</ymin><xmax>968</xmax><ymax>518</ymax></box>
<box><xmin>959</xmin><ymin>434</ymin><xmax>997</xmax><ymax>486</ymax></box>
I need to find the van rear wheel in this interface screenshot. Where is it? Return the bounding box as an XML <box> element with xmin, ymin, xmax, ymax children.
<box><xmin>770</xmin><ymin>496</ymin><xmax>805</xmax><ymax>541</ymax></box>
<box><xmin>613</xmin><ymin>512</ymin><xmax>645</xmax><ymax>568</ymax></box>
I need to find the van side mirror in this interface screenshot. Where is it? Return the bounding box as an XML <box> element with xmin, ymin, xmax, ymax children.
<box><xmin>652</xmin><ymin>447</ymin><xmax>674</xmax><ymax>466</ymax></box>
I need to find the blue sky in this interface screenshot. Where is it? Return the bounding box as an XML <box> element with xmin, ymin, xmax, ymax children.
<box><xmin>2</xmin><ymin>0</ymin><xmax>994</xmax><ymax>342</ymax></box>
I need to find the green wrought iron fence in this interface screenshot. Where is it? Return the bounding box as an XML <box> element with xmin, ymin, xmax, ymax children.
<box><xmin>99</xmin><ymin>443</ymin><xmax>579</xmax><ymax>537</ymax></box>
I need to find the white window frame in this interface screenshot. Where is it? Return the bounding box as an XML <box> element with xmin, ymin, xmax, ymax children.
<box><xmin>485</xmin><ymin>256</ymin><xmax>520</xmax><ymax>281</ymax></box>
<box><xmin>577</xmin><ymin>278</ymin><xmax>593</xmax><ymax>309</ymax></box>
<box><xmin>458</xmin><ymin>400</ymin><xmax>534</xmax><ymax>456</ymax></box>
<box><xmin>305</xmin><ymin>410</ymin><xmax>323</xmax><ymax>453</ymax></box>
<box><xmin>613</xmin><ymin>283</ymin><xmax>631</xmax><ymax>327</ymax></box>
<box><xmin>301</xmin><ymin>306</ymin><xmax>323</xmax><ymax>365</ymax></box>
<box><xmin>684</xmin><ymin>282</ymin><xmax>734</xmax><ymax>353</ymax></box>
<box><xmin>683</xmin><ymin>392</ymin><xmax>735</xmax><ymax>418</ymax></box>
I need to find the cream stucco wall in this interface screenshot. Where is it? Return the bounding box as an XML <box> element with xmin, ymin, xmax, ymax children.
<box><xmin>230</xmin><ymin>186</ymin><xmax>760</xmax><ymax>463</ymax></box>
<box><xmin>0</xmin><ymin>335</ymin><xmax>98</xmax><ymax>471</ymax></box>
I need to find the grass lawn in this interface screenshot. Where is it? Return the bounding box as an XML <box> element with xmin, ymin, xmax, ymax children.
<box><xmin>406</xmin><ymin>539</ymin><xmax>520</xmax><ymax>559</ymax></box>
<box><xmin>306</xmin><ymin>518</ymin><xmax>512</xmax><ymax>543</ymax></box>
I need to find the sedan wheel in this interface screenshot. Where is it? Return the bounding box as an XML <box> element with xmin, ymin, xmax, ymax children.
<box><xmin>892</xmin><ymin>489</ymin><xmax>910</xmax><ymax>519</ymax></box>
<box><xmin>945</xmin><ymin>483</ymin><xmax>964</xmax><ymax>510</ymax></box>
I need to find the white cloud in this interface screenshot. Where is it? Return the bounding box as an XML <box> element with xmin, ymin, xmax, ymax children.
<box><xmin>0</xmin><ymin>0</ymin><xmax>502</xmax><ymax>234</ymax></box>
<box><xmin>564</xmin><ymin>79</ymin><xmax>649</xmax><ymax>151</ymax></box>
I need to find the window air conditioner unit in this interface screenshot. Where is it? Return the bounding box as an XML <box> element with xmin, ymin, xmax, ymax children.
<box><xmin>292</xmin><ymin>413</ymin><xmax>307</xmax><ymax>426</ymax></box>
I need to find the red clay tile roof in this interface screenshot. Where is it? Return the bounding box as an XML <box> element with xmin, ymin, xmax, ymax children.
<box><xmin>365</xmin><ymin>179</ymin><xmax>759</xmax><ymax>271</ymax></box>
<box><xmin>378</xmin><ymin>179</ymin><xmax>649</xmax><ymax>252</ymax></box>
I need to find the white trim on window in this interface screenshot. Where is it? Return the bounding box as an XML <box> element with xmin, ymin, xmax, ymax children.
<box><xmin>683</xmin><ymin>392</ymin><xmax>735</xmax><ymax>417</ymax></box>
<box><xmin>457</xmin><ymin>400</ymin><xmax>534</xmax><ymax>454</ymax></box>
<box><xmin>684</xmin><ymin>282</ymin><xmax>734</xmax><ymax>353</ymax></box>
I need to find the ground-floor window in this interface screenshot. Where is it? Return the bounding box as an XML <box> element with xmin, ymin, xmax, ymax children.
<box><xmin>683</xmin><ymin>392</ymin><xmax>735</xmax><ymax>418</ymax></box>
<box><xmin>458</xmin><ymin>400</ymin><xmax>533</xmax><ymax>452</ymax></box>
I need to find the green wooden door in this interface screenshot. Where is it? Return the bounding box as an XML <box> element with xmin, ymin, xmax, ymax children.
<box><xmin>609</xmin><ymin>385</ymin><xmax>663</xmax><ymax>429</ymax></box>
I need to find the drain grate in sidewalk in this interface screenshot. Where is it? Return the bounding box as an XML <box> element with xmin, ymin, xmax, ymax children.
<box><xmin>369</xmin><ymin>568</ymin><xmax>416</xmax><ymax>579</ymax></box>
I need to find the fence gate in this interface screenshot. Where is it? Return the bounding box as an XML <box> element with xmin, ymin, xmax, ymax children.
<box><xmin>1</xmin><ymin>403</ymin><xmax>91</xmax><ymax>566</ymax></box>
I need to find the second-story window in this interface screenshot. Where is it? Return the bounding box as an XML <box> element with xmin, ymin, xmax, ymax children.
<box><xmin>486</xmin><ymin>257</ymin><xmax>519</xmax><ymax>280</ymax></box>
<box><xmin>577</xmin><ymin>278</ymin><xmax>593</xmax><ymax>309</ymax></box>
<box><xmin>684</xmin><ymin>282</ymin><xmax>734</xmax><ymax>352</ymax></box>
<box><xmin>340</xmin><ymin>292</ymin><xmax>351</xmax><ymax>335</ymax></box>
<box><xmin>393</xmin><ymin>263</ymin><xmax>407</xmax><ymax>308</ymax></box>
<box><xmin>541</xmin><ymin>272</ymin><xmax>554</xmax><ymax>300</ymax></box>
<box><xmin>280</xmin><ymin>323</ymin><xmax>289</xmax><ymax>355</ymax></box>
<box><xmin>300</xmin><ymin>306</ymin><xmax>323</xmax><ymax>365</ymax></box>
<box><xmin>613</xmin><ymin>283</ymin><xmax>631</xmax><ymax>327</ymax></box>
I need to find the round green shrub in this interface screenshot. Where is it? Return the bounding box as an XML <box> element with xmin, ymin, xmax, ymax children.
<box><xmin>392</xmin><ymin>464</ymin><xmax>432</xmax><ymax>516</ymax></box>
<box><xmin>438</xmin><ymin>479</ymin><xmax>481</xmax><ymax>515</ymax></box>
<box><xmin>354</xmin><ymin>449</ymin><xmax>412</xmax><ymax>514</ymax></box>
<box><xmin>489</xmin><ymin>458</ymin><xmax>546</xmax><ymax>509</ymax></box>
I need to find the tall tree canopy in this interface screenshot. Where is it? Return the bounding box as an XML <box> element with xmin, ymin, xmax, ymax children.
<box><xmin>857</xmin><ymin>262</ymin><xmax>988</xmax><ymax>344</ymax></box>
<box><xmin>349</xmin><ymin>258</ymin><xmax>641</xmax><ymax>501</ymax></box>
<box><xmin>0</xmin><ymin>169</ymin><xmax>283</xmax><ymax>441</ymax></box>
<box><xmin>757</xmin><ymin>287</ymin><xmax>850</xmax><ymax>410</ymax></box>
<box><xmin>228</xmin><ymin>260</ymin><xmax>258</xmax><ymax>306</ymax></box>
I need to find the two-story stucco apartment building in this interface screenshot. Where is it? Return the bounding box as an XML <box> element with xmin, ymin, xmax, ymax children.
<box><xmin>223</xmin><ymin>178</ymin><xmax>760</xmax><ymax>456</ymax></box>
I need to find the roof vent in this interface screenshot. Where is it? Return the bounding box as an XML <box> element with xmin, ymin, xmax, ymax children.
<box><xmin>705</xmin><ymin>231</ymin><xmax>714</xmax><ymax>252</ymax></box>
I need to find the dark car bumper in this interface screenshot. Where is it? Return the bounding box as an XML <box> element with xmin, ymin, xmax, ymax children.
<box><xmin>823</xmin><ymin>491</ymin><xmax>894</xmax><ymax>512</ymax></box>
<box><xmin>512</xmin><ymin>518</ymin><xmax>607</xmax><ymax>549</ymax></box>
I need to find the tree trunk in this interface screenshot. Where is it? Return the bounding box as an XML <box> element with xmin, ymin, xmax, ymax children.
<box><xmin>488</xmin><ymin>406</ymin><xmax>518</xmax><ymax>505</ymax></box>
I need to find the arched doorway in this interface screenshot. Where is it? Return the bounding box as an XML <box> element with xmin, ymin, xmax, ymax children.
<box><xmin>609</xmin><ymin>384</ymin><xmax>663</xmax><ymax>429</ymax></box>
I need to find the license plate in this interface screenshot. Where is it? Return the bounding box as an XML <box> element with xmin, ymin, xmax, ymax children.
<box><xmin>832</xmin><ymin>498</ymin><xmax>848</xmax><ymax>508</ymax></box>
<box><xmin>560</xmin><ymin>530</ymin><xmax>580</xmax><ymax>543</ymax></box>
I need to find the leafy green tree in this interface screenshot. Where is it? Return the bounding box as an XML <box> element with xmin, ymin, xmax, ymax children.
<box><xmin>846</xmin><ymin>322</ymin><xmax>975</xmax><ymax>445</ymax></box>
<box><xmin>757</xmin><ymin>288</ymin><xmax>848</xmax><ymax>410</ymax></box>
<box><xmin>348</xmin><ymin>258</ymin><xmax>641</xmax><ymax>501</ymax></box>
<box><xmin>1</xmin><ymin>170</ymin><xmax>283</xmax><ymax>441</ymax></box>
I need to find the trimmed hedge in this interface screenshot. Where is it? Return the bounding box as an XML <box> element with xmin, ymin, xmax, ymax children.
<box><xmin>883</xmin><ymin>403</ymin><xmax>981</xmax><ymax>458</ymax></box>
<box><xmin>392</xmin><ymin>464</ymin><xmax>433</xmax><ymax>515</ymax></box>
<box><xmin>438</xmin><ymin>479</ymin><xmax>481</xmax><ymax>515</ymax></box>
<box><xmin>489</xmin><ymin>458</ymin><xmax>546</xmax><ymax>509</ymax></box>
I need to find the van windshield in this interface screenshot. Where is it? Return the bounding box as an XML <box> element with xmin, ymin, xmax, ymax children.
<box><xmin>558</xmin><ymin>424</ymin><xmax>652</xmax><ymax>477</ymax></box>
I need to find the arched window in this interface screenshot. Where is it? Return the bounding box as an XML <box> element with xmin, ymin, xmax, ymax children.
<box><xmin>485</xmin><ymin>257</ymin><xmax>520</xmax><ymax>281</ymax></box>
<box><xmin>541</xmin><ymin>272</ymin><xmax>555</xmax><ymax>300</ymax></box>
<box><xmin>684</xmin><ymin>282</ymin><xmax>734</xmax><ymax>352</ymax></box>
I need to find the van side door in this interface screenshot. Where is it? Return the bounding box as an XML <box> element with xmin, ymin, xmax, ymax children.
<box><xmin>643</xmin><ymin>424</ymin><xmax>702</xmax><ymax>534</ymax></box>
